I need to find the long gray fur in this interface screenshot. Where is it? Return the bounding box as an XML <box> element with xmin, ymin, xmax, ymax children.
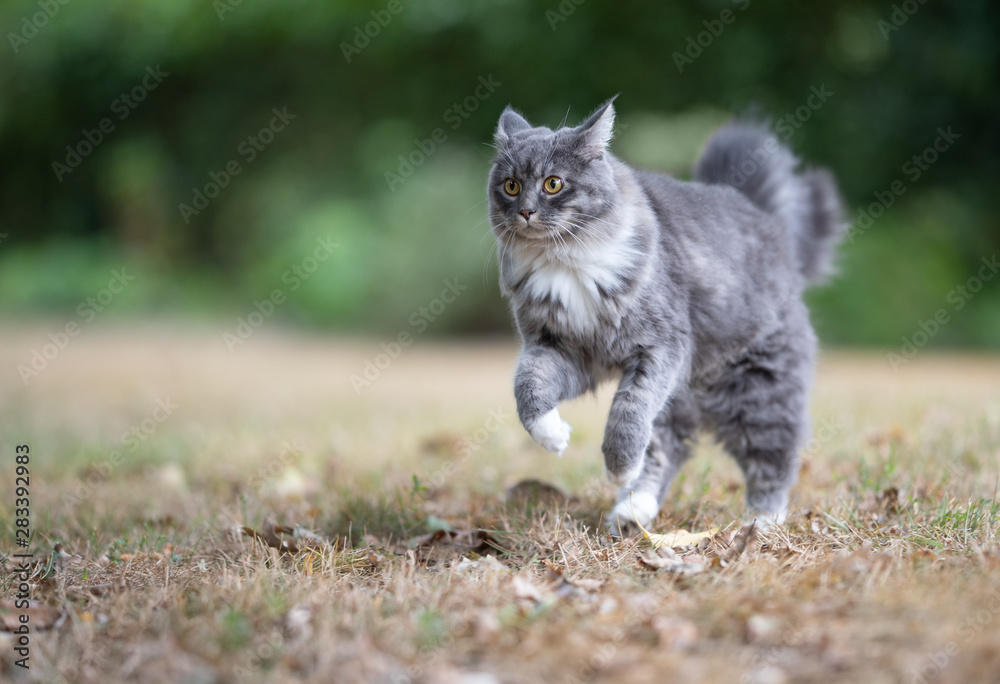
<box><xmin>486</xmin><ymin>98</ymin><xmax>845</xmax><ymax>534</ymax></box>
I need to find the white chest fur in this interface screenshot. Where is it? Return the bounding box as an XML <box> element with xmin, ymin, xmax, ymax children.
<box><xmin>508</xmin><ymin>231</ymin><xmax>637</xmax><ymax>332</ymax></box>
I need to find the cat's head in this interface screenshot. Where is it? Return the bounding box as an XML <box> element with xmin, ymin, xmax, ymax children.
<box><xmin>487</xmin><ymin>98</ymin><xmax>621</xmax><ymax>248</ymax></box>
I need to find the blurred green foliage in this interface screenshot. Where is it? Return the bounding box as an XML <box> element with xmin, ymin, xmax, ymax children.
<box><xmin>0</xmin><ymin>0</ymin><xmax>997</xmax><ymax>346</ymax></box>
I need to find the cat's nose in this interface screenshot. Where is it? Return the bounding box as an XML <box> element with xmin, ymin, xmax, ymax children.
<box><xmin>520</xmin><ymin>209</ymin><xmax>535</xmax><ymax>221</ymax></box>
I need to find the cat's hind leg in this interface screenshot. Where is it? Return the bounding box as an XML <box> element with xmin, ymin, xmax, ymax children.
<box><xmin>698</xmin><ymin>303</ymin><xmax>816</xmax><ymax>528</ymax></box>
<box><xmin>607</xmin><ymin>390</ymin><xmax>697</xmax><ymax>537</ymax></box>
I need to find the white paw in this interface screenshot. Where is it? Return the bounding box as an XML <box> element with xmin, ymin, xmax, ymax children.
<box><xmin>605</xmin><ymin>457</ymin><xmax>644</xmax><ymax>487</ymax></box>
<box><xmin>748</xmin><ymin>491</ymin><xmax>789</xmax><ymax>530</ymax></box>
<box><xmin>751</xmin><ymin>507</ymin><xmax>788</xmax><ymax>531</ymax></box>
<box><xmin>528</xmin><ymin>408</ymin><xmax>572</xmax><ymax>456</ymax></box>
<box><xmin>610</xmin><ymin>490</ymin><xmax>660</xmax><ymax>528</ymax></box>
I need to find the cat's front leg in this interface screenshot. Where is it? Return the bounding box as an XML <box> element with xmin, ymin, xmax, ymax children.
<box><xmin>602</xmin><ymin>348</ymin><xmax>684</xmax><ymax>485</ymax></box>
<box><xmin>514</xmin><ymin>344</ymin><xmax>589</xmax><ymax>455</ymax></box>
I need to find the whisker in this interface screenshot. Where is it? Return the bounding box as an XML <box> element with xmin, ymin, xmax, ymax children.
<box><xmin>557</xmin><ymin>105</ymin><xmax>572</xmax><ymax>130</ymax></box>
<box><xmin>561</xmin><ymin>220</ymin><xmax>612</xmax><ymax>251</ymax></box>
<box><xmin>560</xmin><ymin>221</ymin><xmax>598</xmax><ymax>262</ymax></box>
<box><xmin>483</xmin><ymin>227</ymin><xmax>510</xmax><ymax>291</ymax></box>
<box><xmin>561</xmin><ymin>225</ymin><xmax>599</xmax><ymax>262</ymax></box>
<box><xmin>486</xmin><ymin>226</ymin><xmax>516</xmax><ymax>293</ymax></box>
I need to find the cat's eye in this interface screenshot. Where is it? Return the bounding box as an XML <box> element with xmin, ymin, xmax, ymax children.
<box><xmin>543</xmin><ymin>176</ymin><xmax>563</xmax><ymax>194</ymax></box>
<box><xmin>503</xmin><ymin>179</ymin><xmax>520</xmax><ymax>196</ymax></box>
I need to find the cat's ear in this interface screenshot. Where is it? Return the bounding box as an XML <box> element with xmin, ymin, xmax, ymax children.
<box><xmin>495</xmin><ymin>106</ymin><xmax>532</xmax><ymax>143</ymax></box>
<box><xmin>573</xmin><ymin>95</ymin><xmax>618</xmax><ymax>160</ymax></box>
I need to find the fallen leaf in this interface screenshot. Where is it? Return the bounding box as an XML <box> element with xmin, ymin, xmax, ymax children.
<box><xmin>629</xmin><ymin>493</ymin><xmax>718</xmax><ymax>549</ymax></box>
<box><xmin>293</xmin><ymin>527</ymin><xmax>331</xmax><ymax>552</ymax></box>
<box><xmin>653</xmin><ymin>528</ymin><xmax>719</xmax><ymax>548</ymax></box>
<box><xmin>242</xmin><ymin>518</ymin><xmax>334</xmax><ymax>556</ymax></box>
<box><xmin>637</xmin><ymin>550</ymin><xmax>674</xmax><ymax>569</ymax></box>
<box><xmin>407</xmin><ymin>528</ymin><xmax>503</xmax><ymax>556</ymax></box>
<box><xmin>541</xmin><ymin>558</ymin><xmax>562</xmax><ymax>579</ymax></box>
<box><xmin>638</xmin><ymin>551</ymin><xmax>706</xmax><ymax>576</ymax></box>
<box><xmin>717</xmin><ymin>520</ymin><xmax>759</xmax><ymax>563</ymax></box>
<box><xmin>262</xmin><ymin>517</ymin><xmax>298</xmax><ymax>553</ymax></box>
<box><xmin>541</xmin><ymin>559</ymin><xmax>603</xmax><ymax>598</ymax></box>
<box><xmin>51</xmin><ymin>543</ymin><xmax>83</xmax><ymax>573</ymax></box>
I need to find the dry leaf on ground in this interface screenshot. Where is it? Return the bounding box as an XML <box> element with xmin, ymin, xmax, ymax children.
<box><xmin>638</xmin><ymin>551</ymin><xmax>707</xmax><ymax>576</ymax></box>
<box><xmin>542</xmin><ymin>559</ymin><xmax>604</xmax><ymax>597</ymax></box>
<box><xmin>717</xmin><ymin>520</ymin><xmax>759</xmax><ymax>564</ymax></box>
<box><xmin>649</xmin><ymin>528</ymin><xmax>719</xmax><ymax>549</ymax></box>
<box><xmin>241</xmin><ymin>517</ymin><xmax>334</xmax><ymax>556</ymax></box>
<box><xmin>628</xmin><ymin>493</ymin><xmax>719</xmax><ymax>549</ymax></box>
<box><xmin>407</xmin><ymin>527</ymin><xmax>504</xmax><ymax>557</ymax></box>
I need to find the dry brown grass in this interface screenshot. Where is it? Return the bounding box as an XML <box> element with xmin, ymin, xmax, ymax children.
<box><xmin>1</xmin><ymin>323</ymin><xmax>999</xmax><ymax>684</ymax></box>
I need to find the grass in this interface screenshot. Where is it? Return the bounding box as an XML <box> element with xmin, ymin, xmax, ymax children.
<box><xmin>1</xmin><ymin>323</ymin><xmax>999</xmax><ymax>683</ymax></box>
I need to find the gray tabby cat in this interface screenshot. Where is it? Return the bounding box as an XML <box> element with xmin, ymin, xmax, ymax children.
<box><xmin>486</xmin><ymin>97</ymin><xmax>844</xmax><ymax>535</ymax></box>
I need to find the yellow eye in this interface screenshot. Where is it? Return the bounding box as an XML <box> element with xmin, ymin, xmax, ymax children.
<box><xmin>543</xmin><ymin>176</ymin><xmax>563</xmax><ymax>194</ymax></box>
<box><xmin>503</xmin><ymin>178</ymin><xmax>520</xmax><ymax>196</ymax></box>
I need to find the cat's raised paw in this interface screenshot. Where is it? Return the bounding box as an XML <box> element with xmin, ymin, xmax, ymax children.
<box><xmin>528</xmin><ymin>408</ymin><xmax>572</xmax><ymax>456</ymax></box>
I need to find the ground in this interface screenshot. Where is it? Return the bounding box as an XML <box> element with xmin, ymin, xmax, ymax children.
<box><xmin>1</xmin><ymin>323</ymin><xmax>999</xmax><ymax>684</ymax></box>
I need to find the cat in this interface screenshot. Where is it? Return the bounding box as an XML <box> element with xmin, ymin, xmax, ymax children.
<box><xmin>486</xmin><ymin>97</ymin><xmax>844</xmax><ymax>535</ymax></box>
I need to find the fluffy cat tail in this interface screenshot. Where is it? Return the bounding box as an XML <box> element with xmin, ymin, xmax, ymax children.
<box><xmin>693</xmin><ymin>120</ymin><xmax>845</xmax><ymax>285</ymax></box>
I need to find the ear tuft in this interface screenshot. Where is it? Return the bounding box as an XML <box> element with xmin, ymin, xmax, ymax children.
<box><xmin>574</xmin><ymin>95</ymin><xmax>618</xmax><ymax>159</ymax></box>
<box><xmin>495</xmin><ymin>106</ymin><xmax>532</xmax><ymax>144</ymax></box>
